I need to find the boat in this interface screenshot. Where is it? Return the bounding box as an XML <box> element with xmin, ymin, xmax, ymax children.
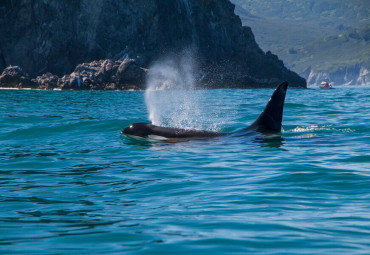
<box><xmin>319</xmin><ymin>80</ymin><xmax>333</xmax><ymax>89</ymax></box>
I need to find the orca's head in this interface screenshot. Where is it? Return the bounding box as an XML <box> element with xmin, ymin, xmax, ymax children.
<box><xmin>121</xmin><ymin>123</ymin><xmax>151</xmax><ymax>138</ymax></box>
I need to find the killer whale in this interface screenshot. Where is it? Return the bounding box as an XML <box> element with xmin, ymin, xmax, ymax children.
<box><xmin>121</xmin><ymin>81</ymin><xmax>288</xmax><ymax>140</ymax></box>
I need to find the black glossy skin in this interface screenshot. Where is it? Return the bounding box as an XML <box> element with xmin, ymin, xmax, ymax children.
<box><xmin>121</xmin><ymin>123</ymin><xmax>224</xmax><ymax>139</ymax></box>
<box><xmin>249</xmin><ymin>81</ymin><xmax>288</xmax><ymax>133</ymax></box>
<box><xmin>121</xmin><ymin>82</ymin><xmax>289</xmax><ymax>140</ymax></box>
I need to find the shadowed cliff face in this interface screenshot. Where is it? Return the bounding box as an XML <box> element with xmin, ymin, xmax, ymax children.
<box><xmin>0</xmin><ymin>0</ymin><xmax>306</xmax><ymax>88</ymax></box>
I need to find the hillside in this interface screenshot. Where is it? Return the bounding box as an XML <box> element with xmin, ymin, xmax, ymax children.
<box><xmin>231</xmin><ymin>0</ymin><xmax>370</xmax><ymax>85</ymax></box>
<box><xmin>290</xmin><ymin>24</ymin><xmax>370</xmax><ymax>85</ymax></box>
<box><xmin>232</xmin><ymin>0</ymin><xmax>368</xmax><ymax>25</ymax></box>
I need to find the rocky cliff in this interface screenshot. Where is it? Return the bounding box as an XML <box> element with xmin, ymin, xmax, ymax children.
<box><xmin>0</xmin><ymin>0</ymin><xmax>306</xmax><ymax>89</ymax></box>
<box><xmin>303</xmin><ymin>65</ymin><xmax>370</xmax><ymax>86</ymax></box>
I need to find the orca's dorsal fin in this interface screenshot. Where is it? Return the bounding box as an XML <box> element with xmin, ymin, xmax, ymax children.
<box><xmin>249</xmin><ymin>81</ymin><xmax>288</xmax><ymax>133</ymax></box>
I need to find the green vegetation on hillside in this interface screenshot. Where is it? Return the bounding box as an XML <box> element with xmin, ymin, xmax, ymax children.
<box><xmin>231</xmin><ymin>0</ymin><xmax>369</xmax><ymax>83</ymax></box>
<box><xmin>232</xmin><ymin>0</ymin><xmax>369</xmax><ymax>51</ymax></box>
<box><xmin>284</xmin><ymin>23</ymin><xmax>370</xmax><ymax>73</ymax></box>
<box><xmin>232</xmin><ymin>0</ymin><xmax>369</xmax><ymax>28</ymax></box>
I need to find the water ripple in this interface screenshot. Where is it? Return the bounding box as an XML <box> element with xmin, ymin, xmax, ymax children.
<box><xmin>0</xmin><ymin>87</ymin><xmax>369</xmax><ymax>253</ymax></box>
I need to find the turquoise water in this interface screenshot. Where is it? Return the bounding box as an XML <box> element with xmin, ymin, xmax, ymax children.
<box><xmin>1</xmin><ymin>86</ymin><xmax>369</xmax><ymax>254</ymax></box>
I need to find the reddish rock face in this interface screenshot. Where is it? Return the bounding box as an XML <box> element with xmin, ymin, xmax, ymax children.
<box><xmin>0</xmin><ymin>59</ymin><xmax>147</xmax><ymax>90</ymax></box>
<box><xmin>0</xmin><ymin>66</ymin><xmax>36</xmax><ymax>88</ymax></box>
<box><xmin>57</xmin><ymin>59</ymin><xmax>147</xmax><ymax>90</ymax></box>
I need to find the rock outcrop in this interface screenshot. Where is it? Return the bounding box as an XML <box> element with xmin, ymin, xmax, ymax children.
<box><xmin>32</xmin><ymin>72</ymin><xmax>59</xmax><ymax>90</ymax></box>
<box><xmin>57</xmin><ymin>59</ymin><xmax>147</xmax><ymax>90</ymax></box>
<box><xmin>0</xmin><ymin>59</ymin><xmax>147</xmax><ymax>90</ymax></box>
<box><xmin>0</xmin><ymin>66</ymin><xmax>36</xmax><ymax>88</ymax></box>
<box><xmin>0</xmin><ymin>0</ymin><xmax>306</xmax><ymax>89</ymax></box>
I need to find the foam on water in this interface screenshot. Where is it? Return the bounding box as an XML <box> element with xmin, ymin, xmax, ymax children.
<box><xmin>289</xmin><ymin>125</ymin><xmax>356</xmax><ymax>133</ymax></box>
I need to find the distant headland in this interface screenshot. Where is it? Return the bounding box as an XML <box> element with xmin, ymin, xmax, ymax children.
<box><xmin>0</xmin><ymin>0</ymin><xmax>306</xmax><ymax>90</ymax></box>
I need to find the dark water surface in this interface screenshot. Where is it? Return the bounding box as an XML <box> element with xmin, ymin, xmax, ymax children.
<box><xmin>1</xmin><ymin>86</ymin><xmax>369</xmax><ymax>254</ymax></box>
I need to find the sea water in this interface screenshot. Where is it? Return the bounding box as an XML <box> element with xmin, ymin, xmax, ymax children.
<box><xmin>0</xmin><ymin>86</ymin><xmax>369</xmax><ymax>254</ymax></box>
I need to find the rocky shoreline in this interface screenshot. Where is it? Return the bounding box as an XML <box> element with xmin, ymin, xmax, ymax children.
<box><xmin>0</xmin><ymin>58</ymin><xmax>302</xmax><ymax>90</ymax></box>
<box><xmin>0</xmin><ymin>59</ymin><xmax>147</xmax><ymax>90</ymax></box>
<box><xmin>303</xmin><ymin>65</ymin><xmax>370</xmax><ymax>86</ymax></box>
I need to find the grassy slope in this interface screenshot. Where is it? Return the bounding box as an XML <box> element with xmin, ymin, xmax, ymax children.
<box><xmin>231</xmin><ymin>0</ymin><xmax>370</xmax><ymax>76</ymax></box>
<box><xmin>232</xmin><ymin>0</ymin><xmax>369</xmax><ymax>30</ymax></box>
<box><xmin>284</xmin><ymin>24</ymin><xmax>370</xmax><ymax>73</ymax></box>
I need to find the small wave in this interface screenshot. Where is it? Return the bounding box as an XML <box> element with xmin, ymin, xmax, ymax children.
<box><xmin>288</xmin><ymin>125</ymin><xmax>355</xmax><ymax>133</ymax></box>
<box><xmin>289</xmin><ymin>125</ymin><xmax>329</xmax><ymax>133</ymax></box>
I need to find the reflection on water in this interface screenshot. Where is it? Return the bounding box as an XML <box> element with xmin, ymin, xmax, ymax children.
<box><xmin>122</xmin><ymin>130</ymin><xmax>286</xmax><ymax>150</ymax></box>
<box><xmin>253</xmin><ymin>134</ymin><xmax>285</xmax><ymax>149</ymax></box>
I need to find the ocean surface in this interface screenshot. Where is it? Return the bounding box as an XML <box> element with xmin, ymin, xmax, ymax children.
<box><xmin>1</xmin><ymin>85</ymin><xmax>369</xmax><ymax>254</ymax></box>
